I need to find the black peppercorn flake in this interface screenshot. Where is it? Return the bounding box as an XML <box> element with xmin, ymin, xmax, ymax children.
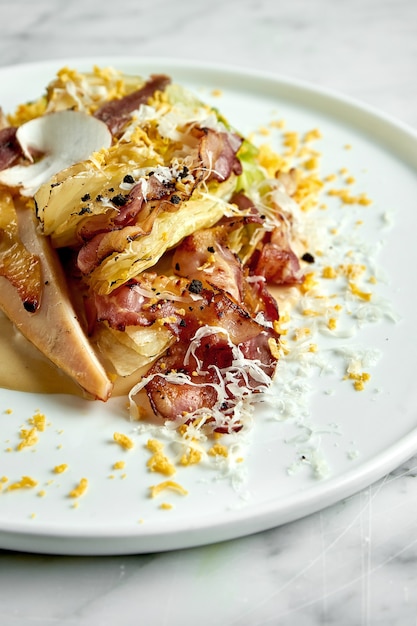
<box><xmin>111</xmin><ymin>194</ymin><xmax>128</xmax><ymax>207</ymax></box>
<box><xmin>180</xmin><ymin>166</ymin><xmax>189</xmax><ymax>178</ymax></box>
<box><xmin>81</xmin><ymin>193</ymin><xmax>90</xmax><ymax>202</ymax></box>
<box><xmin>207</xmin><ymin>246</ymin><xmax>215</xmax><ymax>253</ymax></box>
<box><xmin>170</xmin><ymin>194</ymin><xmax>181</xmax><ymax>205</ymax></box>
<box><xmin>23</xmin><ymin>300</ymin><xmax>38</xmax><ymax>313</ymax></box>
<box><xmin>123</xmin><ymin>174</ymin><xmax>135</xmax><ymax>184</ymax></box>
<box><xmin>302</xmin><ymin>252</ymin><xmax>315</xmax><ymax>264</ymax></box>
<box><xmin>188</xmin><ymin>279</ymin><xmax>203</xmax><ymax>294</ymax></box>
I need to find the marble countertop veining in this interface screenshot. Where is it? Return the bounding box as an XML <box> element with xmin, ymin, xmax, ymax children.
<box><xmin>1</xmin><ymin>0</ymin><xmax>417</xmax><ymax>624</ymax></box>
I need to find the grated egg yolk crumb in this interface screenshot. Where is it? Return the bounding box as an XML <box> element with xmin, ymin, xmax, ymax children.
<box><xmin>300</xmin><ymin>272</ymin><xmax>318</xmax><ymax>294</ymax></box>
<box><xmin>68</xmin><ymin>478</ymin><xmax>88</xmax><ymax>499</ymax></box>
<box><xmin>348</xmin><ymin>282</ymin><xmax>372</xmax><ymax>301</ymax></box>
<box><xmin>327</xmin><ymin>318</ymin><xmax>337</xmax><ymax>330</ymax></box>
<box><xmin>113</xmin><ymin>432</ymin><xmax>134</xmax><ymax>450</ymax></box>
<box><xmin>147</xmin><ymin>453</ymin><xmax>176</xmax><ymax>476</ymax></box>
<box><xmin>322</xmin><ymin>266</ymin><xmax>337</xmax><ymax>279</ymax></box>
<box><xmin>17</xmin><ymin>427</ymin><xmax>38</xmax><ymax>451</ymax></box>
<box><xmin>179</xmin><ymin>447</ymin><xmax>202</xmax><ymax>466</ymax></box>
<box><xmin>146</xmin><ymin>439</ymin><xmax>176</xmax><ymax>476</ymax></box>
<box><xmin>54</xmin><ymin>463</ymin><xmax>68</xmax><ymax>474</ymax></box>
<box><xmin>268</xmin><ymin>337</ymin><xmax>281</xmax><ymax>359</ymax></box>
<box><xmin>29</xmin><ymin>412</ymin><xmax>46</xmax><ymax>431</ymax></box>
<box><xmin>7</xmin><ymin>476</ymin><xmax>38</xmax><ymax>491</ymax></box>
<box><xmin>303</xmin><ymin>128</ymin><xmax>322</xmax><ymax>142</ymax></box>
<box><xmin>208</xmin><ymin>443</ymin><xmax>228</xmax><ymax>457</ymax></box>
<box><xmin>257</xmin><ymin>143</ymin><xmax>288</xmax><ymax>176</ymax></box>
<box><xmin>149</xmin><ymin>480</ymin><xmax>188</xmax><ymax>498</ymax></box>
<box><xmin>347</xmin><ymin>372</ymin><xmax>371</xmax><ymax>391</ymax></box>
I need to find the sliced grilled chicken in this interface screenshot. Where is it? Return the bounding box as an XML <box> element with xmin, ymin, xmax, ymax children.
<box><xmin>0</xmin><ymin>193</ymin><xmax>113</xmax><ymax>401</ymax></box>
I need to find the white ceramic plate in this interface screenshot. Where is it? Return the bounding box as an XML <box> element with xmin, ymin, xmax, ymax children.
<box><xmin>0</xmin><ymin>57</ymin><xmax>416</xmax><ymax>556</ymax></box>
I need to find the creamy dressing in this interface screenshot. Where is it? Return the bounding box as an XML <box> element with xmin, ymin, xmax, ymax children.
<box><xmin>0</xmin><ymin>311</ymin><xmax>82</xmax><ymax>395</ymax></box>
<box><xmin>0</xmin><ymin>311</ymin><xmax>142</xmax><ymax>398</ymax></box>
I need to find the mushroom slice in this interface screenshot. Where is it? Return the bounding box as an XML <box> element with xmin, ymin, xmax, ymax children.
<box><xmin>0</xmin><ymin>191</ymin><xmax>113</xmax><ymax>401</ymax></box>
<box><xmin>0</xmin><ymin>110</ymin><xmax>112</xmax><ymax>197</ymax></box>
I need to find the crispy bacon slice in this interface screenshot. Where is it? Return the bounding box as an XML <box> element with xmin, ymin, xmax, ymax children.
<box><xmin>231</xmin><ymin>192</ymin><xmax>304</xmax><ymax>285</ymax></box>
<box><xmin>192</xmin><ymin>126</ymin><xmax>243</xmax><ymax>182</ymax></box>
<box><xmin>94</xmin><ymin>74</ymin><xmax>171</xmax><ymax>137</ymax></box>
<box><xmin>173</xmin><ymin>226</ymin><xmax>244</xmax><ymax>303</ymax></box>
<box><xmin>248</xmin><ymin>224</ymin><xmax>304</xmax><ymax>285</ymax></box>
<box><xmin>85</xmin><ymin>265</ymin><xmax>280</xmax><ymax>427</ymax></box>
<box><xmin>172</xmin><ymin>211</ymin><xmax>267</xmax><ymax>304</ymax></box>
<box><xmin>144</xmin><ymin>333</ymin><xmax>232</xmax><ymax>420</ymax></box>
<box><xmin>86</xmin><ymin>273</ymin><xmax>190</xmax><ymax>332</ymax></box>
<box><xmin>144</xmin><ymin>313</ymin><xmax>279</xmax><ymax>428</ymax></box>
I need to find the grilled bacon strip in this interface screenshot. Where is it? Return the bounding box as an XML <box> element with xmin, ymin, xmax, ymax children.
<box><xmin>192</xmin><ymin>126</ymin><xmax>243</xmax><ymax>182</ymax></box>
<box><xmin>143</xmin><ymin>286</ymin><xmax>279</xmax><ymax>427</ymax></box>
<box><xmin>231</xmin><ymin>192</ymin><xmax>304</xmax><ymax>285</ymax></box>
<box><xmin>94</xmin><ymin>74</ymin><xmax>171</xmax><ymax>137</ymax></box>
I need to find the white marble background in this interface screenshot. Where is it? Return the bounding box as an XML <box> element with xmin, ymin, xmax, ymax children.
<box><xmin>1</xmin><ymin>0</ymin><xmax>417</xmax><ymax>624</ymax></box>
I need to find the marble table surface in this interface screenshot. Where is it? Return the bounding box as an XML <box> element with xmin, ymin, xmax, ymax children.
<box><xmin>1</xmin><ymin>0</ymin><xmax>417</xmax><ymax>624</ymax></box>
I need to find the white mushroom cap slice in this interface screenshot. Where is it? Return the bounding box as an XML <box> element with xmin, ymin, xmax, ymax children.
<box><xmin>0</xmin><ymin>110</ymin><xmax>112</xmax><ymax>196</ymax></box>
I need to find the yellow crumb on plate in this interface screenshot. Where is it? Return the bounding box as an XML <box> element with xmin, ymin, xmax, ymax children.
<box><xmin>348</xmin><ymin>282</ymin><xmax>372</xmax><ymax>301</ymax></box>
<box><xmin>7</xmin><ymin>476</ymin><xmax>38</xmax><ymax>491</ymax></box>
<box><xmin>208</xmin><ymin>443</ymin><xmax>228</xmax><ymax>457</ymax></box>
<box><xmin>68</xmin><ymin>478</ymin><xmax>88</xmax><ymax>499</ymax></box>
<box><xmin>149</xmin><ymin>480</ymin><xmax>188</xmax><ymax>498</ymax></box>
<box><xmin>113</xmin><ymin>432</ymin><xmax>134</xmax><ymax>450</ymax></box>
<box><xmin>17</xmin><ymin>427</ymin><xmax>38</xmax><ymax>451</ymax></box>
<box><xmin>53</xmin><ymin>463</ymin><xmax>68</xmax><ymax>474</ymax></box>
<box><xmin>146</xmin><ymin>439</ymin><xmax>176</xmax><ymax>476</ymax></box>
<box><xmin>179</xmin><ymin>447</ymin><xmax>202</xmax><ymax>466</ymax></box>
<box><xmin>28</xmin><ymin>412</ymin><xmax>46</xmax><ymax>431</ymax></box>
